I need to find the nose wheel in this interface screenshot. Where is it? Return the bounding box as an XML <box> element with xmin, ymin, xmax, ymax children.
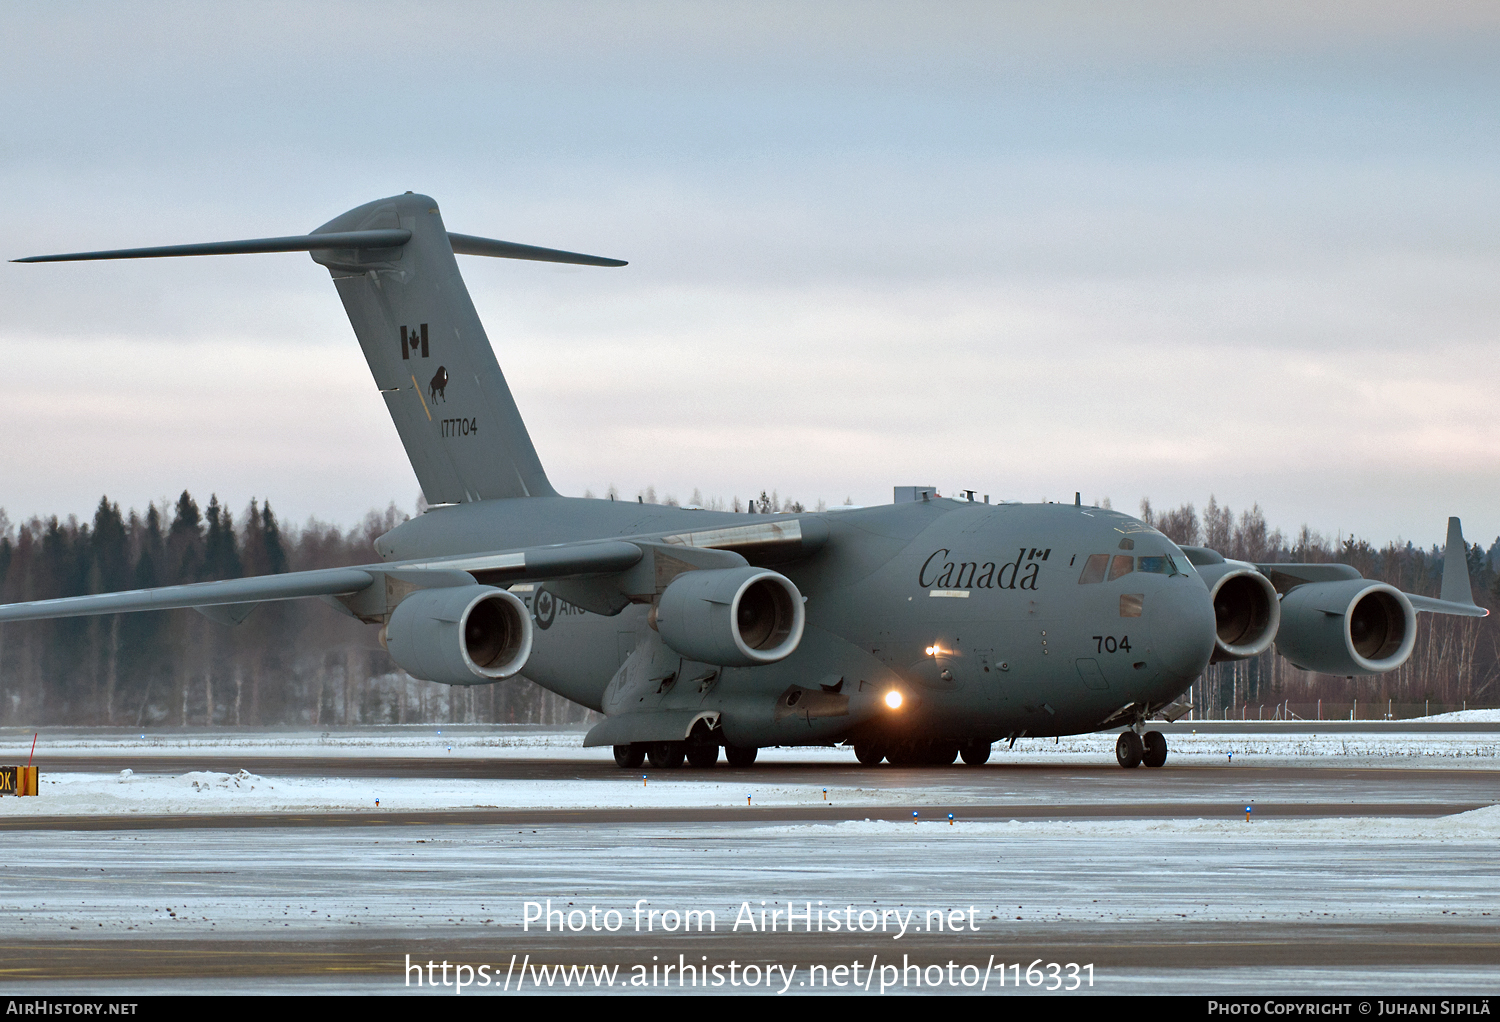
<box><xmin>1116</xmin><ymin>730</ymin><xmax>1168</xmax><ymax>769</ymax></box>
<box><xmin>1142</xmin><ymin>730</ymin><xmax>1168</xmax><ymax>768</ymax></box>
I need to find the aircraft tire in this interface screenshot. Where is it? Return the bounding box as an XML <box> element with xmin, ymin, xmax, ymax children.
<box><xmin>648</xmin><ymin>742</ymin><xmax>685</xmax><ymax>769</ymax></box>
<box><xmin>724</xmin><ymin>744</ymin><xmax>758</xmax><ymax>767</ymax></box>
<box><xmin>885</xmin><ymin>743</ymin><xmax>916</xmax><ymax>766</ymax></box>
<box><xmin>930</xmin><ymin>743</ymin><xmax>959</xmax><ymax>766</ymax></box>
<box><xmin>685</xmin><ymin>744</ymin><xmax>719</xmax><ymax>769</ymax></box>
<box><xmin>960</xmin><ymin>741</ymin><xmax>991</xmax><ymax>765</ymax></box>
<box><xmin>853</xmin><ymin>743</ymin><xmax>886</xmax><ymax>766</ymax></box>
<box><xmin>1115</xmin><ymin>731</ymin><xmax>1143</xmax><ymax>769</ymax></box>
<box><xmin>613</xmin><ymin>744</ymin><xmax>645</xmax><ymax>768</ymax></box>
<box><xmin>1142</xmin><ymin>731</ymin><xmax>1168</xmax><ymax>768</ymax></box>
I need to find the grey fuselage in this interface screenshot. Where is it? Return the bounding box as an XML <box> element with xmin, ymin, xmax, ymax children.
<box><xmin>377</xmin><ymin>495</ymin><xmax>1217</xmax><ymax>747</ymax></box>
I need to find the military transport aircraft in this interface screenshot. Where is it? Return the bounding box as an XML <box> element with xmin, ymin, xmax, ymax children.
<box><xmin>5</xmin><ymin>193</ymin><xmax>1488</xmax><ymax>769</ymax></box>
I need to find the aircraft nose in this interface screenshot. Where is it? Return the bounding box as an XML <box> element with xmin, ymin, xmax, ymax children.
<box><xmin>1150</xmin><ymin>583</ymin><xmax>1216</xmax><ymax>682</ymax></box>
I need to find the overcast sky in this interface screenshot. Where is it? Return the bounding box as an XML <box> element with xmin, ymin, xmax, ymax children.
<box><xmin>2</xmin><ymin>1</ymin><xmax>1498</xmax><ymax>549</ymax></box>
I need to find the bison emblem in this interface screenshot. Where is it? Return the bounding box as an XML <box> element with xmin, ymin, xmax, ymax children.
<box><xmin>429</xmin><ymin>366</ymin><xmax>448</xmax><ymax>403</ymax></box>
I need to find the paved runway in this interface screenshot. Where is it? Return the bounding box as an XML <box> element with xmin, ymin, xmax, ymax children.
<box><xmin>2</xmin><ymin>814</ymin><xmax>1499</xmax><ymax>993</ymax></box>
<box><xmin>3</xmin><ymin>734</ymin><xmax>1498</xmax><ymax>994</ymax></box>
<box><xmin>0</xmin><ymin>799</ymin><xmax>1489</xmax><ymax>832</ymax></box>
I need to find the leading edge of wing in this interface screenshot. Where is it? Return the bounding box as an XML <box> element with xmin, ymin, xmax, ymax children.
<box><xmin>0</xmin><ymin>541</ymin><xmax>647</xmax><ymax>624</ymax></box>
<box><xmin>0</xmin><ymin>567</ymin><xmax>377</xmax><ymax>623</ymax></box>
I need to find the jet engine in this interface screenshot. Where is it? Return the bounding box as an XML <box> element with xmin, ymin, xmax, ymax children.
<box><xmin>383</xmin><ymin>585</ymin><xmax>533</xmax><ymax>684</ymax></box>
<box><xmin>1196</xmin><ymin>562</ymin><xmax>1281</xmax><ymax>663</ymax></box>
<box><xmin>1275</xmin><ymin>579</ymin><xmax>1416</xmax><ymax>675</ymax></box>
<box><xmin>655</xmin><ymin>566</ymin><xmax>805</xmax><ymax>667</ymax></box>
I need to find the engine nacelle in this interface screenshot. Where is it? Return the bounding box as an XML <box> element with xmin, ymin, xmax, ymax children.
<box><xmin>384</xmin><ymin>585</ymin><xmax>532</xmax><ymax>685</ymax></box>
<box><xmin>656</xmin><ymin>567</ymin><xmax>805</xmax><ymax>667</ymax></box>
<box><xmin>1275</xmin><ymin>579</ymin><xmax>1416</xmax><ymax>675</ymax></box>
<box><xmin>1197</xmin><ymin>562</ymin><xmax>1280</xmax><ymax>662</ymax></box>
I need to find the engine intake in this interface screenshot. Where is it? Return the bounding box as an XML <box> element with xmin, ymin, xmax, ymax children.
<box><xmin>656</xmin><ymin>567</ymin><xmax>805</xmax><ymax>666</ymax></box>
<box><xmin>1202</xmin><ymin>566</ymin><xmax>1280</xmax><ymax>662</ymax></box>
<box><xmin>384</xmin><ymin>584</ymin><xmax>532</xmax><ymax>684</ymax></box>
<box><xmin>1275</xmin><ymin>580</ymin><xmax>1415</xmax><ymax>675</ymax></box>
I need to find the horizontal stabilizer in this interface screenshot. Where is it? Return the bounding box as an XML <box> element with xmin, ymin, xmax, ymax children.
<box><xmin>12</xmin><ymin>230</ymin><xmax>412</xmax><ymax>263</ymax></box>
<box><xmin>1407</xmin><ymin>594</ymin><xmax>1489</xmax><ymax>618</ymax></box>
<box><xmin>447</xmin><ymin>232</ymin><xmax>626</xmax><ymax>267</ymax></box>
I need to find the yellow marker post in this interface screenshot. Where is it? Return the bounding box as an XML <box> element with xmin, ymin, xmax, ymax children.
<box><xmin>0</xmin><ymin>766</ymin><xmax>37</xmax><ymax>796</ymax></box>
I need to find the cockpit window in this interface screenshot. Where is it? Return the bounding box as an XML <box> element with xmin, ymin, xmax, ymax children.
<box><xmin>1077</xmin><ymin>554</ymin><xmax>1109</xmax><ymax>585</ymax></box>
<box><xmin>1107</xmin><ymin>554</ymin><xmax>1133</xmax><ymax>581</ymax></box>
<box><xmin>1137</xmin><ymin>556</ymin><xmax>1170</xmax><ymax>574</ymax></box>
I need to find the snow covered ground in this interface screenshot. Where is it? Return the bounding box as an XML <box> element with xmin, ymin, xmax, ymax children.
<box><xmin>0</xmin><ymin>767</ymin><xmax>911</xmax><ymax>817</ymax></box>
<box><xmin>1</xmin><ymin>719</ymin><xmax>1498</xmax><ymax>995</ymax></box>
<box><xmin>4</xmin><ymin>809</ymin><xmax>1500</xmax><ymax>995</ymax></box>
<box><xmin>2</xmin><ymin>717</ymin><xmax>1496</xmax><ymax>774</ymax></box>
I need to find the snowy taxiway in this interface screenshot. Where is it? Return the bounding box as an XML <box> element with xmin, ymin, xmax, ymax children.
<box><xmin>0</xmin><ymin>721</ymin><xmax>1496</xmax><ymax>995</ymax></box>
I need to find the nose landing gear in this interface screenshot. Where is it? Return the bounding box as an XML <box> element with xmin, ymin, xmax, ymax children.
<box><xmin>1115</xmin><ymin>729</ymin><xmax>1168</xmax><ymax>769</ymax></box>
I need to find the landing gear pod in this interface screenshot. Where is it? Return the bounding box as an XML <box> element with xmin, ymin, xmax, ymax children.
<box><xmin>656</xmin><ymin>567</ymin><xmax>805</xmax><ymax>666</ymax></box>
<box><xmin>384</xmin><ymin>585</ymin><xmax>533</xmax><ymax>684</ymax></box>
<box><xmin>1276</xmin><ymin>580</ymin><xmax>1416</xmax><ymax>675</ymax></box>
<box><xmin>1206</xmin><ymin>568</ymin><xmax>1281</xmax><ymax>662</ymax></box>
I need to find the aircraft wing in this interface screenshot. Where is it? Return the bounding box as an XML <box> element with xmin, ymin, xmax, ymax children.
<box><xmin>0</xmin><ymin>540</ymin><xmax>647</xmax><ymax>625</ymax></box>
<box><xmin>0</xmin><ymin>567</ymin><xmax>379</xmax><ymax>623</ymax></box>
<box><xmin>1255</xmin><ymin>516</ymin><xmax>1488</xmax><ymax>618</ymax></box>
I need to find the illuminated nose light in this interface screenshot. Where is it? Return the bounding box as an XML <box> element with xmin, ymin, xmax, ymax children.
<box><xmin>884</xmin><ymin>690</ymin><xmax>904</xmax><ymax>710</ymax></box>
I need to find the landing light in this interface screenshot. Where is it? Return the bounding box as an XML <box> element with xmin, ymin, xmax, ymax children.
<box><xmin>884</xmin><ymin>691</ymin><xmax>904</xmax><ymax>710</ymax></box>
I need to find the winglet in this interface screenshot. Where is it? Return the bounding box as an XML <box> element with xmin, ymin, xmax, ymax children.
<box><xmin>1440</xmin><ymin>516</ymin><xmax>1481</xmax><ymax>607</ymax></box>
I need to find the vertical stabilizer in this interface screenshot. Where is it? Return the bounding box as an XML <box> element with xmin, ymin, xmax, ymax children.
<box><xmin>311</xmin><ymin>194</ymin><xmax>560</xmax><ymax>504</ymax></box>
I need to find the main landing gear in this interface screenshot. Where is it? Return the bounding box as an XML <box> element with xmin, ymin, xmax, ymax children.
<box><xmin>851</xmin><ymin>740</ymin><xmax>991</xmax><ymax>766</ymax></box>
<box><xmin>1115</xmin><ymin>730</ymin><xmax>1168</xmax><ymax>769</ymax></box>
<box><xmin>613</xmin><ymin>742</ymin><xmax>757</xmax><ymax>768</ymax></box>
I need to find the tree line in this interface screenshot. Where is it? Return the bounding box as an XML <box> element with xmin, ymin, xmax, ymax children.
<box><xmin>0</xmin><ymin>492</ymin><xmax>1493</xmax><ymax>727</ymax></box>
<box><xmin>0</xmin><ymin>494</ymin><xmax>585</xmax><ymax>728</ymax></box>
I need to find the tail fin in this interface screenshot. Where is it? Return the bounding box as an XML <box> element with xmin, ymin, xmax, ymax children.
<box><xmin>313</xmin><ymin>193</ymin><xmax>623</xmax><ymax>503</ymax></box>
<box><xmin>16</xmin><ymin>192</ymin><xmax>626</xmax><ymax>505</ymax></box>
